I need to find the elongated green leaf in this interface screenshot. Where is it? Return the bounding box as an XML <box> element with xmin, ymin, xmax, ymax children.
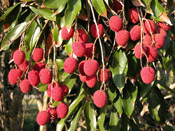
<box><xmin>108</xmin><ymin>81</ymin><xmax>117</xmax><ymax>103</ymax></box>
<box><xmin>68</xmin><ymin>107</ymin><xmax>82</xmax><ymax>131</ymax></box>
<box><xmin>113</xmin><ymin>95</ymin><xmax>123</xmax><ymax>115</ymax></box>
<box><xmin>56</xmin><ymin>59</ymin><xmax>64</xmax><ymax>70</ymax></box>
<box><xmin>109</xmin><ymin>110</ymin><xmax>121</xmax><ymax>131</ymax></box>
<box><xmin>65</xmin><ymin>38</ymin><xmax>73</xmax><ymax>55</ymax></box>
<box><xmin>65</xmin><ymin>0</ymin><xmax>81</xmax><ymax>29</ymax></box>
<box><xmin>38</xmin><ymin>83</ymin><xmax>48</xmax><ymax>92</ymax></box>
<box><xmin>30</xmin><ymin>25</ymin><xmax>41</xmax><ymax>49</ymax></box>
<box><xmin>53</xmin><ymin>24</ymin><xmax>59</xmax><ymax>42</ymax></box>
<box><xmin>150</xmin><ymin>0</ymin><xmax>164</xmax><ymax>17</ymax></box>
<box><xmin>30</xmin><ymin>6</ymin><xmax>56</xmax><ymax>21</ymax></box>
<box><xmin>84</xmin><ymin>101</ymin><xmax>97</xmax><ymax>131</ymax></box>
<box><xmin>139</xmin><ymin>82</ymin><xmax>154</xmax><ymax>99</ymax></box>
<box><xmin>91</xmin><ymin>0</ymin><xmax>106</xmax><ymax>16</ymax></box>
<box><xmin>97</xmin><ymin>107</ymin><xmax>106</xmax><ymax>131</ymax></box>
<box><xmin>63</xmin><ymin>77</ymin><xmax>77</xmax><ymax>92</ymax></box>
<box><xmin>1</xmin><ymin>22</ymin><xmax>27</xmax><ymax>50</ymax></box>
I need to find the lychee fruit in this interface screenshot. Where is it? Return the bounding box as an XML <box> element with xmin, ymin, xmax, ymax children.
<box><xmin>8</xmin><ymin>69</ymin><xmax>23</xmax><ymax>85</ymax></box>
<box><xmin>157</xmin><ymin>22</ymin><xmax>171</xmax><ymax>31</ymax></box>
<box><xmin>36</xmin><ymin>111</ymin><xmax>50</xmax><ymax>125</ymax></box>
<box><xmin>143</xmin><ymin>19</ymin><xmax>156</xmax><ymax>35</ymax></box>
<box><xmin>79</xmin><ymin>74</ymin><xmax>86</xmax><ymax>82</ymax></box>
<box><xmin>98</xmin><ymin>68</ymin><xmax>111</xmax><ymax>82</ymax></box>
<box><xmin>112</xmin><ymin>0</ymin><xmax>122</xmax><ymax>11</ymax></box>
<box><xmin>84</xmin><ymin>59</ymin><xmax>99</xmax><ymax>76</ymax></box>
<box><xmin>129</xmin><ymin>8</ymin><xmax>139</xmax><ymax>24</ymax></box>
<box><xmin>47</xmin><ymin>108</ymin><xmax>57</xmax><ymax>122</ymax></box>
<box><xmin>33</xmin><ymin>62</ymin><xmax>45</xmax><ymax>72</ymax></box>
<box><xmin>32</xmin><ymin>48</ymin><xmax>44</xmax><ymax>62</ymax></box>
<box><xmin>93</xmin><ymin>90</ymin><xmax>107</xmax><ymax>108</ymax></box>
<box><xmin>140</xmin><ymin>66</ymin><xmax>155</xmax><ymax>84</ymax></box>
<box><xmin>153</xmin><ymin>34</ymin><xmax>165</xmax><ymax>49</ymax></box>
<box><xmin>28</xmin><ymin>70</ymin><xmax>40</xmax><ymax>86</ymax></box>
<box><xmin>90</xmin><ymin>23</ymin><xmax>104</xmax><ymax>38</ymax></box>
<box><xmin>146</xmin><ymin>46</ymin><xmax>158</xmax><ymax>63</ymax></box>
<box><xmin>134</xmin><ymin>43</ymin><xmax>147</xmax><ymax>59</ymax></box>
<box><xmin>47</xmin><ymin>82</ymin><xmax>60</xmax><ymax>97</ymax></box>
<box><xmin>78</xmin><ymin>60</ymin><xmax>86</xmax><ymax>75</ymax></box>
<box><xmin>72</xmin><ymin>41</ymin><xmax>86</xmax><ymax>57</ymax></box>
<box><xmin>130</xmin><ymin>25</ymin><xmax>141</xmax><ymax>41</ymax></box>
<box><xmin>51</xmin><ymin>86</ymin><xmax>63</xmax><ymax>102</ymax></box>
<box><xmin>74</xmin><ymin>29</ymin><xmax>88</xmax><ymax>43</ymax></box>
<box><xmin>19</xmin><ymin>79</ymin><xmax>31</xmax><ymax>93</ymax></box>
<box><xmin>156</xmin><ymin>26</ymin><xmax>167</xmax><ymax>38</ymax></box>
<box><xmin>39</xmin><ymin>68</ymin><xmax>52</xmax><ymax>84</ymax></box>
<box><xmin>109</xmin><ymin>16</ymin><xmax>123</xmax><ymax>32</ymax></box>
<box><xmin>115</xmin><ymin>30</ymin><xmax>130</xmax><ymax>46</ymax></box>
<box><xmin>56</xmin><ymin>103</ymin><xmax>69</xmax><ymax>119</ymax></box>
<box><xmin>86</xmin><ymin>75</ymin><xmax>97</xmax><ymax>88</ymax></box>
<box><xmin>61</xmin><ymin>84</ymin><xmax>69</xmax><ymax>96</ymax></box>
<box><xmin>13</xmin><ymin>49</ymin><xmax>25</xmax><ymax>65</ymax></box>
<box><xmin>84</xmin><ymin>43</ymin><xmax>95</xmax><ymax>58</ymax></box>
<box><xmin>61</xmin><ymin>26</ymin><xmax>74</xmax><ymax>40</ymax></box>
<box><xmin>64</xmin><ymin>57</ymin><xmax>78</xmax><ymax>74</ymax></box>
<box><xmin>18</xmin><ymin>59</ymin><xmax>28</xmax><ymax>72</ymax></box>
<box><xmin>142</xmin><ymin>35</ymin><xmax>152</xmax><ymax>46</ymax></box>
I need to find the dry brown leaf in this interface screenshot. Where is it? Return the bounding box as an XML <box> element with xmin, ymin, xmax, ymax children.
<box><xmin>131</xmin><ymin>0</ymin><xmax>145</xmax><ymax>7</ymax></box>
<box><xmin>160</xmin><ymin>12</ymin><xmax>173</xmax><ymax>26</ymax></box>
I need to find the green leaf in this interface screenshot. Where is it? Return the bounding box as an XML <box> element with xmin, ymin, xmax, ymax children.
<box><xmin>109</xmin><ymin>109</ymin><xmax>121</xmax><ymax>131</ymax></box>
<box><xmin>142</xmin><ymin>0</ymin><xmax>153</xmax><ymax>15</ymax></box>
<box><xmin>56</xmin><ymin>59</ymin><xmax>64</xmax><ymax>70</ymax></box>
<box><xmin>63</xmin><ymin>77</ymin><xmax>77</xmax><ymax>92</ymax></box>
<box><xmin>68</xmin><ymin>107</ymin><xmax>82</xmax><ymax>131</ymax></box>
<box><xmin>108</xmin><ymin>81</ymin><xmax>117</xmax><ymax>103</ymax></box>
<box><xmin>1</xmin><ymin>22</ymin><xmax>27</xmax><ymax>51</ymax></box>
<box><xmin>110</xmin><ymin>50</ymin><xmax>128</xmax><ymax>89</ymax></box>
<box><xmin>113</xmin><ymin>95</ymin><xmax>123</xmax><ymax>115</ymax></box>
<box><xmin>65</xmin><ymin>0</ymin><xmax>81</xmax><ymax>29</ymax></box>
<box><xmin>150</xmin><ymin>0</ymin><xmax>164</xmax><ymax>17</ymax></box>
<box><xmin>65</xmin><ymin>38</ymin><xmax>73</xmax><ymax>55</ymax></box>
<box><xmin>53</xmin><ymin>24</ymin><xmax>59</xmax><ymax>42</ymax></box>
<box><xmin>84</xmin><ymin>101</ymin><xmax>97</xmax><ymax>131</ymax></box>
<box><xmin>91</xmin><ymin>0</ymin><xmax>107</xmax><ymax>16</ymax></box>
<box><xmin>129</xmin><ymin>119</ymin><xmax>140</xmax><ymax>131</ymax></box>
<box><xmin>139</xmin><ymin>82</ymin><xmax>154</xmax><ymax>99</ymax></box>
<box><xmin>127</xmin><ymin>55</ymin><xmax>138</xmax><ymax>77</ymax></box>
<box><xmin>97</xmin><ymin>107</ymin><xmax>106</xmax><ymax>131</ymax></box>
<box><xmin>30</xmin><ymin>6</ymin><xmax>56</xmax><ymax>21</ymax></box>
<box><xmin>121</xmin><ymin>112</ymin><xmax>128</xmax><ymax>131</ymax></box>
<box><xmin>38</xmin><ymin>83</ymin><xmax>48</xmax><ymax>92</ymax></box>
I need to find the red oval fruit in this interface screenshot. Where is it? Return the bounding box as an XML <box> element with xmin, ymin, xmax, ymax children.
<box><xmin>79</xmin><ymin>74</ymin><xmax>86</xmax><ymax>82</ymax></box>
<box><xmin>112</xmin><ymin>0</ymin><xmax>122</xmax><ymax>11</ymax></box>
<box><xmin>78</xmin><ymin>60</ymin><xmax>86</xmax><ymax>75</ymax></box>
<box><xmin>61</xmin><ymin>26</ymin><xmax>74</xmax><ymax>40</ymax></box>
<box><xmin>153</xmin><ymin>34</ymin><xmax>165</xmax><ymax>49</ymax></box>
<box><xmin>8</xmin><ymin>69</ymin><xmax>23</xmax><ymax>85</ymax></box>
<box><xmin>86</xmin><ymin>75</ymin><xmax>97</xmax><ymax>88</ymax></box>
<box><xmin>28</xmin><ymin>70</ymin><xmax>40</xmax><ymax>86</ymax></box>
<box><xmin>109</xmin><ymin>16</ymin><xmax>123</xmax><ymax>32</ymax></box>
<box><xmin>90</xmin><ymin>23</ymin><xmax>104</xmax><ymax>38</ymax></box>
<box><xmin>72</xmin><ymin>41</ymin><xmax>86</xmax><ymax>57</ymax></box>
<box><xmin>39</xmin><ymin>68</ymin><xmax>52</xmax><ymax>84</ymax></box>
<box><xmin>98</xmin><ymin>68</ymin><xmax>111</xmax><ymax>82</ymax></box>
<box><xmin>140</xmin><ymin>66</ymin><xmax>155</xmax><ymax>84</ymax></box>
<box><xmin>130</xmin><ymin>25</ymin><xmax>141</xmax><ymax>41</ymax></box>
<box><xmin>93</xmin><ymin>90</ymin><xmax>108</xmax><ymax>108</ymax></box>
<box><xmin>156</xmin><ymin>26</ymin><xmax>167</xmax><ymax>38</ymax></box>
<box><xmin>115</xmin><ymin>30</ymin><xmax>130</xmax><ymax>46</ymax></box>
<box><xmin>51</xmin><ymin>86</ymin><xmax>63</xmax><ymax>102</ymax></box>
<box><xmin>146</xmin><ymin>46</ymin><xmax>158</xmax><ymax>63</ymax></box>
<box><xmin>61</xmin><ymin>84</ymin><xmax>69</xmax><ymax>96</ymax></box>
<box><xmin>157</xmin><ymin>22</ymin><xmax>171</xmax><ymax>31</ymax></box>
<box><xmin>36</xmin><ymin>111</ymin><xmax>50</xmax><ymax>125</ymax></box>
<box><xmin>134</xmin><ymin>43</ymin><xmax>147</xmax><ymax>59</ymax></box>
<box><xmin>143</xmin><ymin>19</ymin><xmax>156</xmax><ymax>35</ymax></box>
<box><xmin>142</xmin><ymin>35</ymin><xmax>152</xmax><ymax>46</ymax></box>
<box><xmin>47</xmin><ymin>108</ymin><xmax>57</xmax><ymax>122</ymax></box>
<box><xmin>20</xmin><ymin>79</ymin><xmax>31</xmax><ymax>93</ymax></box>
<box><xmin>13</xmin><ymin>49</ymin><xmax>25</xmax><ymax>65</ymax></box>
<box><xmin>47</xmin><ymin>82</ymin><xmax>60</xmax><ymax>97</ymax></box>
<box><xmin>84</xmin><ymin>60</ymin><xmax>99</xmax><ymax>76</ymax></box>
<box><xmin>84</xmin><ymin>43</ymin><xmax>95</xmax><ymax>58</ymax></box>
<box><xmin>74</xmin><ymin>29</ymin><xmax>88</xmax><ymax>43</ymax></box>
<box><xmin>129</xmin><ymin>8</ymin><xmax>139</xmax><ymax>24</ymax></box>
<box><xmin>64</xmin><ymin>57</ymin><xmax>78</xmax><ymax>74</ymax></box>
<box><xmin>32</xmin><ymin>48</ymin><xmax>44</xmax><ymax>62</ymax></box>
<box><xmin>56</xmin><ymin>103</ymin><xmax>69</xmax><ymax>119</ymax></box>
<box><xmin>18</xmin><ymin>59</ymin><xmax>28</xmax><ymax>72</ymax></box>
<box><xmin>33</xmin><ymin>62</ymin><xmax>45</xmax><ymax>72</ymax></box>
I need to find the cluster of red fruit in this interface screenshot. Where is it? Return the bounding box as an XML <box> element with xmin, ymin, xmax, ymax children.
<box><xmin>8</xmin><ymin>48</ymin><xmax>69</xmax><ymax>125</ymax></box>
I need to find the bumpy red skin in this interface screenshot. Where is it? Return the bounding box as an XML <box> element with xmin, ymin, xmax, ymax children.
<box><xmin>72</xmin><ymin>41</ymin><xmax>86</xmax><ymax>57</ymax></box>
<box><xmin>156</xmin><ymin>26</ymin><xmax>167</xmax><ymax>38</ymax></box>
<box><xmin>74</xmin><ymin>29</ymin><xmax>88</xmax><ymax>43</ymax></box>
<box><xmin>154</xmin><ymin>34</ymin><xmax>165</xmax><ymax>49</ymax></box>
<box><xmin>18</xmin><ymin>59</ymin><xmax>28</xmax><ymax>72</ymax></box>
<box><xmin>47</xmin><ymin>108</ymin><xmax>57</xmax><ymax>122</ymax></box>
<box><xmin>93</xmin><ymin>90</ymin><xmax>108</xmax><ymax>108</ymax></box>
<box><xmin>141</xmin><ymin>66</ymin><xmax>155</xmax><ymax>84</ymax></box>
<box><xmin>56</xmin><ymin>103</ymin><xmax>69</xmax><ymax>119</ymax></box>
<box><xmin>98</xmin><ymin>68</ymin><xmax>111</xmax><ymax>82</ymax></box>
<box><xmin>84</xmin><ymin>43</ymin><xmax>95</xmax><ymax>58</ymax></box>
<box><xmin>79</xmin><ymin>74</ymin><xmax>86</xmax><ymax>82</ymax></box>
<box><xmin>36</xmin><ymin>111</ymin><xmax>51</xmax><ymax>125</ymax></box>
<box><xmin>13</xmin><ymin>49</ymin><xmax>25</xmax><ymax>65</ymax></box>
<box><xmin>130</xmin><ymin>25</ymin><xmax>141</xmax><ymax>41</ymax></box>
<box><xmin>86</xmin><ymin>75</ymin><xmax>97</xmax><ymax>88</ymax></box>
<box><xmin>47</xmin><ymin>82</ymin><xmax>60</xmax><ymax>97</ymax></box>
<box><xmin>84</xmin><ymin>60</ymin><xmax>99</xmax><ymax>76</ymax></box>
<box><xmin>115</xmin><ymin>30</ymin><xmax>130</xmax><ymax>46</ymax></box>
<box><xmin>61</xmin><ymin>26</ymin><xmax>74</xmax><ymax>40</ymax></box>
<box><xmin>78</xmin><ymin>60</ymin><xmax>86</xmax><ymax>75</ymax></box>
<box><xmin>32</xmin><ymin>48</ymin><xmax>44</xmax><ymax>62</ymax></box>
<box><xmin>33</xmin><ymin>62</ymin><xmax>45</xmax><ymax>72</ymax></box>
<box><xmin>28</xmin><ymin>70</ymin><xmax>40</xmax><ymax>86</ymax></box>
<box><xmin>157</xmin><ymin>22</ymin><xmax>171</xmax><ymax>31</ymax></box>
<box><xmin>143</xmin><ymin>19</ymin><xmax>156</xmax><ymax>35</ymax></box>
<box><xmin>8</xmin><ymin>69</ymin><xmax>23</xmax><ymax>85</ymax></box>
<box><xmin>112</xmin><ymin>0</ymin><xmax>122</xmax><ymax>11</ymax></box>
<box><xmin>61</xmin><ymin>84</ymin><xmax>69</xmax><ymax>96</ymax></box>
<box><xmin>90</xmin><ymin>23</ymin><xmax>104</xmax><ymax>38</ymax></box>
<box><xmin>129</xmin><ymin>8</ymin><xmax>139</xmax><ymax>24</ymax></box>
<box><xmin>51</xmin><ymin>86</ymin><xmax>63</xmax><ymax>102</ymax></box>
<box><xmin>39</xmin><ymin>68</ymin><xmax>52</xmax><ymax>84</ymax></box>
<box><xmin>146</xmin><ymin>46</ymin><xmax>158</xmax><ymax>63</ymax></box>
<box><xmin>20</xmin><ymin>79</ymin><xmax>31</xmax><ymax>93</ymax></box>
<box><xmin>109</xmin><ymin>16</ymin><xmax>123</xmax><ymax>32</ymax></box>
<box><xmin>142</xmin><ymin>35</ymin><xmax>152</xmax><ymax>46</ymax></box>
<box><xmin>134</xmin><ymin>43</ymin><xmax>147</xmax><ymax>59</ymax></box>
<box><xmin>64</xmin><ymin>57</ymin><xmax>78</xmax><ymax>74</ymax></box>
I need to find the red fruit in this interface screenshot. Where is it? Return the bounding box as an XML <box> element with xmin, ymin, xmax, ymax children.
<box><xmin>61</xmin><ymin>26</ymin><xmax>74</xmax><ymax>40</ymax></box>
<box><xmin>13</xmin><ymin>49</ymin><xmax>25</xmax><ymax>65</ymax></box>
<box><xmin>90</xmin><ymin>23</ymin><xmax>104</xmax><ymax>38</ymax></box>
<box><xmin>47</xmin><ymin>82</ymin><xmax>60</xmax><ymax>97</ymax></box>
<box><xmin>78</xmin><ymin>60</ymin><xmax>86</xmax><ymax>75</ymax></box>
<box><xmin>93</xmin><ymin>90</ymin><xmax>107</xmax><ymax>108</ymax></box>
<box><xmin>79</xmin><ymin>74</ymin><xmax>86</xmax><ymax>82</ymax></box>
<box><xmin>156</xmin><ymin>26</ymin><xmax>167</xmax><ymax>38</ymax></box>
<box><xmin>64</xmin><ymin>57</ymin><xmax>78</xmax><ymax>74</ymax></box>
<box><xmin>112</xmin><ymin>0</ymin><xmax>122</xmax><ymax>11</ymax></box>
<box><xmin>47</xmin><ymin>108</ymin><xmax>57</xmax><ymax>122</ymax></box>
<box><xmin>18</xmin><ymin>59</ymin><xmax>28</xmax><ymax>72</ymax></box>
<box><xmin>154</xmin><ymin>34</ymin><xmax>165</xmax><ymax>49</ymax></box>
<box><xmin>134</xmin><ymin>43</ymin><xmax>147</xmax><ymax>59</ymax></box>
<box><xmin>98</xmin><ymin>68</ymin><xmax>111</xmax><ymax>82</ymax></box>
<box><xmin>32</xmin><ymin>48</ymin><xmax>44</xmax><ymax>62</ymax></box>
<box><xmin>72</xmin><ymin>41</ymin><xmax>86</xmax><ymax>57</ymax></box>
<box><xmin>20</xmin><ymin>79</ymin><xmax>31</xmax><ymax>93</ymax></box>
<box><xmin>115</xmin><ymin>30</ymin><xmax>130</xmax><ymax>46</ymax></box>
<box><xmin>61</xmin><ymin>84</ymin><xmax>69</xmax><ymax>96</ymax></box>
<box><xmin>109</xmin><ymin>16</ymin><xmax>123</xmax><ymax>32</ymax></box>
<box><xmin>51</xmin><ymin>86</ymin><xmax>63</xmax><ymax>102</ymax></box>
<box><xmin>142</xmin><ymin>35</ymin><xmax>152</xmax><ymax>46</ymax></box>
<box><xmin>36</xmin><ymin>111</ymin><xmax>50</xmax><ymax>125</ymax></box>
<box><xmin>39</xmin><ymin>68</ymin><xmax>52</xmax><ymax>84</ymax></box>
<box><xmin>74</xmin><ymin>29</ymin><xmax>88</xmax><ymax>43</ymax></box>
<box><xmin>84</xmin><ymin>43</ymin><xmax>95</xmax><ymax>58</ymax></box>
<box><xmin>157</xmin><ymin>22</ymin><xmax>171</xmax><ymax>31</ymax></box>
<box><xmin>8</xmin><ymin>69</ymin><xmax>23</xmax><ymax>85</ymax></box>
<box><xmin>146</xmin><ymin>46</ymin><xmax>158</xmax><ymax>63</ymax></box>
<box><xmin>129</xmin><ymin>8</ymin><xmax>139</xmax><ymax>24</ymax></box>
<box><xmin>130</xmin><ymin>25</ymin><xmax>141</xmax><ymax>41</ymax></box>
<box><xmin>84</xmin><ymin>60</ymin><xmax>99</xmax><ymax>76</ymax></box>
<box><xmin>143</xmin><ymin>19</ymin><xmax>156</xmax><ymax>35</ymax></box>
<box><xmin>28</xmin><ymin>70</ymin><xmax>40</xmax><ymax>86</ymax></box>
<box><xmin>33</xmin><ymin>62</ymin><xmax>45</xmax><ymax>72</ymax></box>
<box><xmin>56</xmin><ymin>103</ymin><xmax>68</xmax><ymax>119</ymax></box>
<box><xmin>86</xmin><ymin>75</ymin><xmax>97</xmax><ymax>88</ymax></box>
<box><xmin>140</xmin><ymin>66</ymin><xmax>155</xmax><ymax>84</ymax></box>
